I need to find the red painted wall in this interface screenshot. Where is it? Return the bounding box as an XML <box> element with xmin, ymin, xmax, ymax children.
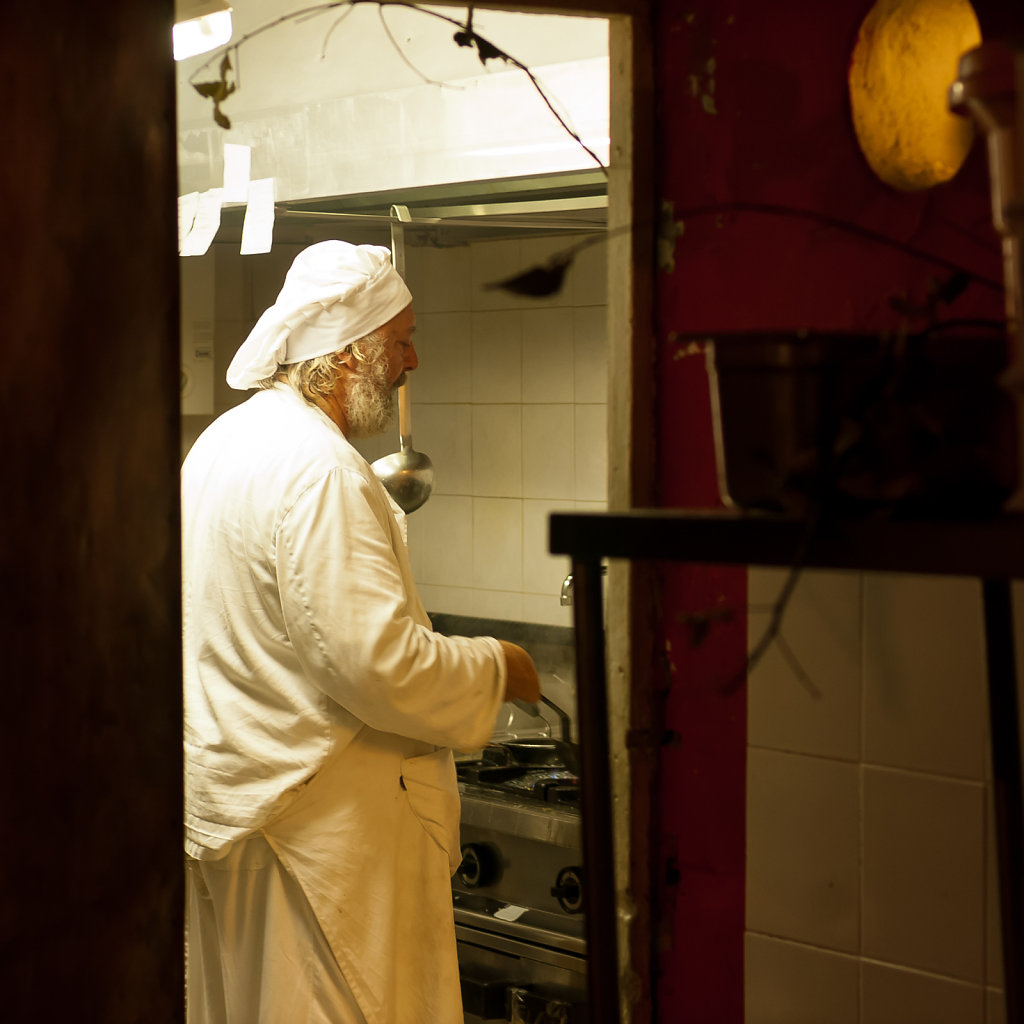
<box><xmin>650</xmin><ymin>0</ymin><xmax>1004</xmax><ymax>1019</ymax></box>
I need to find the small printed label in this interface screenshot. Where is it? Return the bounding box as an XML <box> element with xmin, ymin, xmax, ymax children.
<box><xmin>493</xmin><ymin>904</ymin><xmax>528</xmax><ymax>922</ymax></box>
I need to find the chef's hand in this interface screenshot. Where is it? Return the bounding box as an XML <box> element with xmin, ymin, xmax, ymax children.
<box><xmin>498</xmin><ymin>640</ymin><xmax>541</xmax><ymax>704</ymax></box>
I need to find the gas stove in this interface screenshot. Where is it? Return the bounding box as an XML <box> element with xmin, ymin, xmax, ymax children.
<box><xmin>427</xmin><ymin>616</ymin><xmax>586</xmax><ymax>1022</ymax></box>
<box><xmin>453</xmin><ymin>742</ymin><xmax>586</xmax><ymax>1023</ymax></box>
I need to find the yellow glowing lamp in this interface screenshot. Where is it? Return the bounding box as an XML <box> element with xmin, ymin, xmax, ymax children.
<box><xmin>849</xmin><ymin>0</ymin><xmax>982</xmax><ymax>191</ymax></box>
<box><xmin>174</xmin><ymin>0</ymin><xmax>234</xmax><ymax>62</ymax></box>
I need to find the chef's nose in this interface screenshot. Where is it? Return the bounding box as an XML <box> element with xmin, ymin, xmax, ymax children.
<box><xmin>404</xmin><ymin>343</ymin><xmax>419</xmax><ymax>372</ymax></box>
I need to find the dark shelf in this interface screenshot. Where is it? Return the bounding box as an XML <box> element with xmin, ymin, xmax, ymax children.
<box><xmin>551</xmin><ymin>507</ymin><xmax>1024</xmax><ymax>1023</ymax></box>
<box><xmin>549</xmin><ymin>509</ymin><xmax>1024</xmax><ymax>578</ymax></box>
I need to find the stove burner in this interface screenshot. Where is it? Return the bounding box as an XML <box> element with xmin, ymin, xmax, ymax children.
<box><xmin>532</xmin><ymin>780</ymin><xmax>580</xmax><ymax>806</ymax></box>
<box><xmin>456</xmin><ymin>743</ymin><xmax>580</xmax><ymax>806</ymax></box>
<box><xmin>482</xmin><ymin>741</ymin><xmax>561</xmax><ymax>766</ymax></box>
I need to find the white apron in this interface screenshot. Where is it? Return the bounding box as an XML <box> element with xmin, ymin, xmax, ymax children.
<box><xmin>187</xmin><ymin>834</ymin><xmax>369</xmax><ymax>1024</ymax></box>
<box><xmin>262</xmin><ymin>728</ymin><xmax>464</xmax><ymax>1024</ymax></box>
<box><xmin>187</xmin><ymin>728</ymin><xmax>464</xmax><ymax>1024</ymax></box>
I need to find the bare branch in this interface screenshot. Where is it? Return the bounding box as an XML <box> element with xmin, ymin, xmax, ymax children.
<box><xmin>188</xmin><ymin>2</ymin><xmax>351</xmax><ymax>85</ymax></box>
<box><xmin>320</xmin><ymin>5</ymin><xmax>356</xmax><ymax>60</ymax></box>
<box><xmin>187</xmin><ymin>1</ymin><xmax>607</xmax><ymax>177</ymax></box>
<box><xmin>377</xmin><ymin>4</ymin><xmax>460</xmax><ymax>89</ymax></box>
<box><xmin>385</xmin><ymin>1</ymin><xmax>607</xmax><ymax>175</ymax></box>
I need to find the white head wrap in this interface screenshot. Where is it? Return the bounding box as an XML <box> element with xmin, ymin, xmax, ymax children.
<box><xmin>226</xmin><ymin>240</ymin><xmax>413</xmax><ymax>390</ymax></box>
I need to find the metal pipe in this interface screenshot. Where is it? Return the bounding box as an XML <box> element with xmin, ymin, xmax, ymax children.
<box><xmin>949</xmin><ymin>40</ymin><xmax>1024</xmax><ymax>510</ymax></box>
<box><xmin>272</xmin><ymin>205</ymin><xmax>606</xmax><ymax>234</ymax></box>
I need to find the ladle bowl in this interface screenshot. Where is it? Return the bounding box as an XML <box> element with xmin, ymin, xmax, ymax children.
<box><xmin>372</xmin><ymin>438</ymin><xmax>434</xmax><ymax>514</ymax></box>
<box><xmin>372</xmin><ymin>383</ymin><xmax>434</xmax><ymax>513</ymax></box>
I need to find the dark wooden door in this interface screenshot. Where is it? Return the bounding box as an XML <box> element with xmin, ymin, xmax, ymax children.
<box><xmin>0</xmin><ymin>3</ymin><xmax>183</xmax><ymax>1020</ymax></box>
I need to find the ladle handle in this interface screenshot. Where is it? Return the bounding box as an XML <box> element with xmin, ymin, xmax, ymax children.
<box><xmin>398</xmin><ymin>383</ymin><xmax>413</xmax><ymax>446</ymax></box>
<box><xmin>391</xmin><ymin>205</ymin><xmax>414</xmax><ymax>450</ymax></box>
<box><xmin>390</xmin><ymin>204</ymin><xmax>410</xmax><ymax>277</ymax></box>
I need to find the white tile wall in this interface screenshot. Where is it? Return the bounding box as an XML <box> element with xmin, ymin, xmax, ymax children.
<box><xmin>863</xmin><ymin>575</ymin><xmax>988</xmax><ymax>780</ymax></box>
<box><xmin>404</xmin><ymin>232</ymin><xmax>607</xmax><ymax>626</ymax></box>
<box><xmin>522</xmin><ymin>592</ymin><xmax>571</xmax><ymax>627</ymax></box>
<box><xmin>471</xmin><ymin>311</ymin><xmax>523</xmax><ymax>403</ymax></box>
<box><xmin>522</xmin><ymin>405</ymin><xmax>575</xmax><ymax>500</ymax></box>
<box><xmin>408</xmin><ymin>495</ymin><xmax>473</xmax><ymax>589</ymax></box>
<box><xmin>412</xmin><ymin>404</ymin><xmax>472</xmax><ymax>495</ymax></box>
<box><xmin>410</xmin><ymin>312</ymin><xmax>472</xmax><ymax>403</ymax></box>
<box><xmin>574</xmin><ymin>404</ymin><xmax>607</xmax><ymax>501</ymax></box>
<box><xmin>862</xmin><ymin>765</ymin><xmax>986</xmax><ymax>981</ymax></box>
<box><xmin>745</xmin><ymin>933</ymin><xmax>859</xmax><ymax>1024</ymax></box>
<box><xmin>988</xmin><ymin>987</ymin><xmax>1007</xmax><ymax>1024</ymax></box>
<box><xmin>746</xmin><ymin>747</ymin><xmax>860</xmax><ymax>953</ymax></box>
<box><xmin>413</xmin><ymin>583</ymin><xmax>477</xmax><ymax>617</ymax></box>
<box><xmin>573</xmin><ymin>304</ymin><xmax>608</xmax><ymax>403</ymax></box>
<box><xmin>402</xmin><ymin>244</ymin><xmax>473</xmax><ymax>313</ymax></box>
<box><xmin>523</xmin><ymin>308</ymin><xmax>575</xmax><ymax>403</ymax></box>
<box><xmin>746</xmin><ymin>569</ymin><xmax>1009</xmax><ymax>1022</ymax></box>
<box><xmin>748</xmin><ymin>568</ymin><xmax>862</xmax><ymax>761</ymax></box>
<box><xmin>569</xmin><ymin>234</ymin><xmax>608</xmax><ymax>307</ymax></box>
<box><xmin>472</xmin><ymin>497</ymin><xmax>523</xmax><ymax>592</ymax></box>
<box><xmin>471</xmin><ymin>406</ymin><xmax>523</xmax><ymax>498</ymax></box>
<box><xmin>861</xmin><ymin>961</ymin><xmax>984</xmax><ymax>1024</ymax></box>
<box><xmin>523</xmin><ymin>498</ymin><xmax>575</xmax><ymax>595</ymax></box>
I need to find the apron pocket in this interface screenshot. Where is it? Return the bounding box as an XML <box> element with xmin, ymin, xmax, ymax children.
<box><xmin>400</xmin><ymin>747</ymin><xmax>462</xmax><ymax>875</ymax></box>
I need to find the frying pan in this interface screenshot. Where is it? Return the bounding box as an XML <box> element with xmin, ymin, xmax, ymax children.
<box><xmin>509</xmin><ymin>694</ymin><xmax>579</xmax><ymax>775</ymax></box>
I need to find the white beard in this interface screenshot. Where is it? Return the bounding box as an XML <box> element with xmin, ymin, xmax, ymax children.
<box><xmin>344</xmin><ymin>353</ymin><xmax>395</xmax><ymax>439</ymax></box>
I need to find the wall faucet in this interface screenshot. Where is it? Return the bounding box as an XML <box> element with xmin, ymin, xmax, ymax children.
<box><xmin>559</xmin><ymin>565</ymin><xmax>607</xmax><ymax>606</ymax></box>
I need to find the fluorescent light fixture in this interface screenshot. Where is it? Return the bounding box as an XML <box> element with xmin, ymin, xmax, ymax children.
<box><xmin>174</xmin><ymin>0</ymin><xmax>233</xmax><ymax>62</ymax></box>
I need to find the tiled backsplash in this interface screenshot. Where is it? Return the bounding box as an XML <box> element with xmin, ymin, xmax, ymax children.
<box><xmin>746</xmin><ymin>571</ymin><xmax>1024</xmax><ymax>1024</ymax></box>
<box><xmin>350</xmin><ymin>233</ymin><xmax>608</xmax><ymax>627</ymax></box>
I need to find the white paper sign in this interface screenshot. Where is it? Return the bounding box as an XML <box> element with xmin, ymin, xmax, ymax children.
<box><xmin>240</xmin><ymin>178</ymin><xmax>276</xmax><ymax>255</ymax></box>
<box><xmin>222</xmin><ymin>143</ymin><xmax>251</xmax><ymax>203</ymax></box>
<box><xmin>180</xmin><ymin>188</ymin><xmax>223</xmax><ymax>257</ymax></box>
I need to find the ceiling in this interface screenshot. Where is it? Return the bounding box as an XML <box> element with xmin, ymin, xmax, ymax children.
<box><xmin>178</xmin><ymin>2</ymin><xmax>610</xmax><ymax>242</ymax></box>
<box><xmin>176</xmin><ymin>2</ymin><xmax>609</xmax><ymax>128</ymax></box>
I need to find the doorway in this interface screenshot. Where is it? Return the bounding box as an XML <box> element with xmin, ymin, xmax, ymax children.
<box><xmin>175</xmin><ymin>1</ymin><xmax>652</xmax><ymax>1019</ymax></box>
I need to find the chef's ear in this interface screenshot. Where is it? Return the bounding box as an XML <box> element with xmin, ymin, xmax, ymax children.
<box><xmin>335</xmin><ymin>346</ymin><xmax>359</xmax><ymax>371</ymax></box>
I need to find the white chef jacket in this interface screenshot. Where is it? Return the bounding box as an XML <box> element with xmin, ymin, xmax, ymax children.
<box><xmin>182</xmin><ymin>383</ymin><xmax>505</xmax><ymax>1023</ymax></box>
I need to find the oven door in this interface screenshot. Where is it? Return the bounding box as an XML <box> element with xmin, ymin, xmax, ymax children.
<box><xmin>457</xmin><ymin>921</ymin><xmax>586</xmax><ymax>1023</ymax></box>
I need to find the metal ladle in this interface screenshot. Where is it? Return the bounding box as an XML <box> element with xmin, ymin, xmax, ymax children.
<box><xmin>371</xmin><ymin>205</ymin><xmax>434</xmax><ymax>514</ymax></box>
<box><xmin>372</xmin><ymin>386</ymin><xmax>434</xmax><ymax>514</ymax></box>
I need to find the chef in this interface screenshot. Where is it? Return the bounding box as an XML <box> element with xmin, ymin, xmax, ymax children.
<box><xmin>182</xmin><ymin>240</ymin><xmax>541</xmax><ymax>1024</ymax></box>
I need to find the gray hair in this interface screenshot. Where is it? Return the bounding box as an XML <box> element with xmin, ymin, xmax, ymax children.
<box><xmin>257</xmin><ymin>329</ymin><xmax>388</xmax><ymax>405</ymax></box>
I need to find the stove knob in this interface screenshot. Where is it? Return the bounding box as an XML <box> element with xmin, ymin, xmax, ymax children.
<box><xmin>551</xmin><ymin>865</ymin><xmax>584</xmax><ymax>914</ymax></box>
<box><xmin>457</xmin><ymin>843</ymin><xmax>501</xmax><ymax>889</ymax></box>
